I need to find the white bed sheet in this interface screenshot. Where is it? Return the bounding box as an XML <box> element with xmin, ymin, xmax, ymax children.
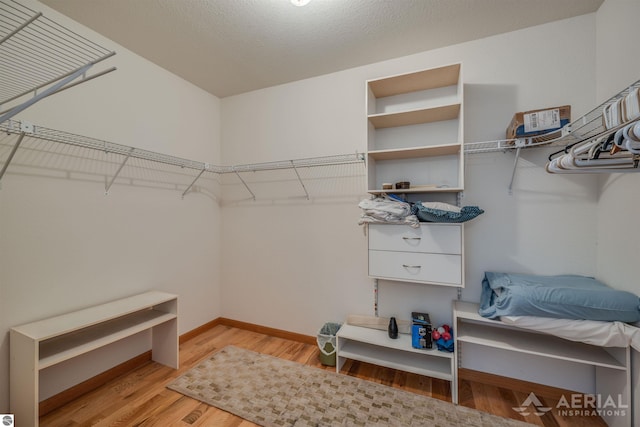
<box><xmin>500</xmin><ymin>315</ymin><xmax>640</xmax><ymax>352</ymax></box>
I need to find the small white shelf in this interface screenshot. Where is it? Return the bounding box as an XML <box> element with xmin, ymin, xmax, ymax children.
<box><xmin>367</xmin><ymin>143</ymin><xmax>461</xmax><ymax>160</ymax></box>
<box><xmin>457</xmin><ymin>322</ymin><xmax>625</xmax><ymax>370</ymax></box>
<box><xmin>336</xmin><ymin>324</ymin><xmax>455</xmax><ymax>389</ymax></box>
<box><xmin>454</xmin><ymin>301</ymin><xmax>626</xmax><ymax>370</ymax></box>
<box><xmin>368</xmin><ymin>63</ymin><xmax>461</xmax><ymax>98</ymax></box>
<box><xmin>10</xmin><ymin>291</ymin><xmax>178</xmax><ymax>427</ymax></box>
<box><xmin>368</xmin><ymin>186</ymin><xmax>464</xmax><ymax>195</ymax></box>
<box><xmin>12</xmin><ymin>291</ymin><xmax>177</xmax><ymax>340</ymax></box>
<box><xmin>453</xmin><ymin>301</ymin><xmax>631</xmax><ymax>427</ymax></box>
<box><xmin>368</xmin><ymin>103</ymin><xmax>460</xmax><ymax>129</ymax></box>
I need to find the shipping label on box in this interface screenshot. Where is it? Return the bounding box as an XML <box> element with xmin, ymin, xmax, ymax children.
<box><xmin>524</xmin><ymin>108</ymin><xmax>561</xmax><ymax>133</ymax></box>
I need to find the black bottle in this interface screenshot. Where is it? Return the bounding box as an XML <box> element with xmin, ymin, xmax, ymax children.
<box><xmin>388</xmin><ymin>317</ymin><xmax>399</xmax><ymax>339</ymax></box>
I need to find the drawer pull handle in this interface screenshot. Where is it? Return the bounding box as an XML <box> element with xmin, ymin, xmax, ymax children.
<box><xmin>402</xmin><ymin>264</ymin><xmax>421</xmax><ymax>269</ymax></box>
<box><xmin>402</xmin><ymin>237</ymin><xmax>421</xmax><ymax>240</ymax></box>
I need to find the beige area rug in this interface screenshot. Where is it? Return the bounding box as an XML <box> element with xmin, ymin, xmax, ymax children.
<box><xmin>167</xmin><ymin>345</ymin><xmax>531</xmax><ymax>427</ymax></box>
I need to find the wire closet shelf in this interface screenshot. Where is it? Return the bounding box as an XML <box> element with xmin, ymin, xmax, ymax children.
<box><xmin>0</xmin><ymin>0</ymin><xmax>116</xmax><ymax>123</ymax></box>
<box><xmin>0</xmin><ymin>119</ymin><xmax>366</xmax><ymax>198</ymax></box>
<box><xmin>464</xmin><ymin>79</ymin><xmax>640</xmax><ymax>155</ymax></box>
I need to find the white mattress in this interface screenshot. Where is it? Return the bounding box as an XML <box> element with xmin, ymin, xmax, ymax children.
<box><xmin>500</xmin><ymin>315</ymin><xmax>640</xmax><ymax>351</ymax></box>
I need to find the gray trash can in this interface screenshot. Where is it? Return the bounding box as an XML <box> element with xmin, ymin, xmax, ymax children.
<box><xmin>317</xmin><ymin>322</ymin><xmax>341</xmax><ymax>366</ymax></box>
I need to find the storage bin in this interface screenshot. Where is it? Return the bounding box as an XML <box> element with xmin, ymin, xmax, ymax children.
<box><xmin>317</xmin><ymin>322</ymin><xmax>341</xmax><ymax>366</ymax></box>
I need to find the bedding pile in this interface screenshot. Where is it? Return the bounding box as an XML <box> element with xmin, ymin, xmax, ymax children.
<box><xmin>358</xmin><ymin>196</ymin><xmax>419</xmax><ymax>227</ymax></box>
<box><xmin>412</xmin><ymin>201</ymin><xmax>484</xmax><ymax>223</ymax></box>
<box><xmin>358</xmin><ymin>197</ymin><xmax>483</xmax><ymax>226</ymax></box>
<box><xmin>479</xmin><ymin>272</ymin><xmax>640</xmax><ymax>351</ymax></box>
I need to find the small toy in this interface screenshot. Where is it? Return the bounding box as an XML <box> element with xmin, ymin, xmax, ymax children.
<box><xmin>433</xmin><ymin>324</ymin><xmax>454</xmax><ymax>352</ymax></box>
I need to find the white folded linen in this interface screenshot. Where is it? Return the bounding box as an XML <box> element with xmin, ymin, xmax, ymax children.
<box><xmin>501</xmin><ymin>315</ymin><xmax>640</xmax><ymax>351</ymax></box>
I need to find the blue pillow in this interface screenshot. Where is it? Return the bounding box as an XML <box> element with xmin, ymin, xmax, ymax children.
<box><xmin>479</xmin><ymin>272</ymin><xmax>640</xmax><ymax>322</ymax></box>
<box><xmin>412</xmin><ymin>203</ymin><xmax>484</xmax><ymax>223</ymax></box>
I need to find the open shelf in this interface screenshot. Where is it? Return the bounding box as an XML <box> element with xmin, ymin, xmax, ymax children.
<box><xmin>368</xmin><ymin>186</ymin><xmax>464</xmax><ymax>195</ymax></box>
<box><xmin>39</xmin><ymin>309</ymin><xmax>177</xmax><ymax>369</ymax></box>
<box><xmin>454</xmin><ymin>300</ymin><xmax>626</xmax><ymax>370</ymax></box>
<box><xmin>11</xmin><ymin>291</ymin><xmax>177</xmax><ymax>341</ymax></box>
<box><xmin>366</xmin><ymin>63</ymin><xmax>463</xmax><ymax>197</ymax></box>
<box><xmin>336</xmin><ymin>324</ymin><xmax>453</xmax><ymax>381</ymax></box>
<box><xmin>453</xmin><ymin>300</ymin><xmax>632</xmax><ymax>426</ymax></box>
<box><xmin>368</xmin><ymin>104</ymin><xmax>460</xmax><ymax>129</ymax></box>
<box><xmin>368</xmin><ymin>64</ymin><xmax>461</xmax><ymax>98</ymax></box>
<box><xmin>339</xmin><ymin>340</ymin><xmax>453</xmax><ymax>381</ymax></box>
<box><xmin>456</xmin><ymin>321</ymin><xmax>626</xmax><ymax>370</ymax></box>
<box><xmin>368</xmin><ymin>143</ymin><xmax>461</xmax><ymax>160</ymax></box>
<box><xmin>11</xmin><ymin>291</ymin><xmax>178</xmax><ymax>426</ymax></box>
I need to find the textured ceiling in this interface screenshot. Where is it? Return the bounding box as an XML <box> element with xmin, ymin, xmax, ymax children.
<box><xmin>40</xmin><ymin>0</ymin><xmax>603</xmax><ymax>98</ymax></box>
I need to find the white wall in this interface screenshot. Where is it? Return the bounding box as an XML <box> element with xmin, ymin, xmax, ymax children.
<box><xmin>594</xmin><ymin>1</ymin><xmax>640</xmax><ymax>425</ymax></box>
<box><xmin>221</xmin><ymin>13</ymin><xmax>599</xmax><ymax>392</ymax></box>
<box><xmin>3</xmin><ymin>0</ymin><xmax>636</xmax><ymax>420</ymax></box>
<box><xmin>0</xmin><ymin>0</ymin><xmax>222</xmax><ymax>408</ymax></box>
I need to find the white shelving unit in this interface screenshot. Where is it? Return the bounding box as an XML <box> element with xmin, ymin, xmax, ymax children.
<box><xmin>366</xmin><ymin>63</ymin><xmax>464</xmax><ymax>197</ymax></box>
<box><xmin>356</xmin><ymin>65</ymin><xmax>465</xmax><ymax>401</ymax></box>
<box><xmin>10</xmin><ymin>291</ymin><xmax>178</xmax><ymax>427</ymax></box>
<box><xmin>453</xmin><ymin>301</ymin><xmax>631</xmax><ymax>427</ymax></box>
<box><xmin>364</xmin><ymin>64</ymin><xmax>466</xmax><ymax>287</ymax></box>
<box><xmin>336</xmin><ymin>324</ymin><xmax>456</xmax><ymax>402</ymax></box>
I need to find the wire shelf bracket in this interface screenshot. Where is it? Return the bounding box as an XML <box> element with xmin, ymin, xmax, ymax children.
<box><xmin>104</xmin><ymin>147</ymin><xmax>134</xmax><ymax>195</ymax></box>
<box><xmin>290</xmin><ymin>160</ymin><xmax>310</xmax><ymax>200</ymax></box>
<box><xmin>182</xmin><ymin>166</ymin><xmax>207</xmax><ymax>199</ymax></box>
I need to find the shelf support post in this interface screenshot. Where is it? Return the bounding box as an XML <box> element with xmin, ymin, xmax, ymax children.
<box><xmin>182</xmin><ymin>167</ymin><xmax>206</xmax><ymax>199</ymax></box>
<box><xmin>508</xmin><ymin>146</ymin><xmax>522</xmax><ymax>195</ymax></box>
<box><xmin>290</xmin><ymin>160</ymin><xmax>309</xmax><ymax>200</ymax></box>
<box><xmin>105</xmin><ymin>148</ymin><xmax>134</xmax><ymax>195</ymax></box>
<box><xmin>373</xmin><ymin>278</ymin><xmax>379</xmax><ymax>317</ymax></box>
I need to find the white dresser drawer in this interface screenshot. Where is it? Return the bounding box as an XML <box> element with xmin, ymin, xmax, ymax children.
<box><xmin>368</xmin><ymin>223</ymin><xmax>461</xmax><ymax>254</ymax></box>
<box><xmin>368</xmin><ymin>250</ymin><xmax>462</xmax><ymax>286</ymax></box>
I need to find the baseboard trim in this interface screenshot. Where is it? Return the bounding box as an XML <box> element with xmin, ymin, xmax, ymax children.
<box><xmin>217</xmin><ymin>317</ymin><xmax>316</xmax><ymax>345</ymax></box>
<box><xmin>39</xmin><ymin>317</ymin><xmax>315</xmax><ymax>416</ymax></box>
<box><xmin>458</xmin><ymin>367</ymin><xmax>577</xmax><ymax>400</ymax></box>
<box><xmin>179</xmin><ymin>318</ymin><xmax>224</xmax><ymax>344</ymax></box>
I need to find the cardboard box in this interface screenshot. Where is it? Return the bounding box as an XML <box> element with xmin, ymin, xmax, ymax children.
<box><xmin>506</xmin><ymin>105</ymin><xmax>571</xmax><ymax>139</ymax></box>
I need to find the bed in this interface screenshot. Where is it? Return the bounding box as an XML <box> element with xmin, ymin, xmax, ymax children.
<box><xmin>479</xmin><ymin>272</ymin><xmax>640</xmax><ymax>351</ymax></box>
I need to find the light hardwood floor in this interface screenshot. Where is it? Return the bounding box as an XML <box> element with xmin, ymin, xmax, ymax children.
<box><xmin>40</xmin><ymin>324</ymin><xmax>607</xmax><ymax>426</ymax></box>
